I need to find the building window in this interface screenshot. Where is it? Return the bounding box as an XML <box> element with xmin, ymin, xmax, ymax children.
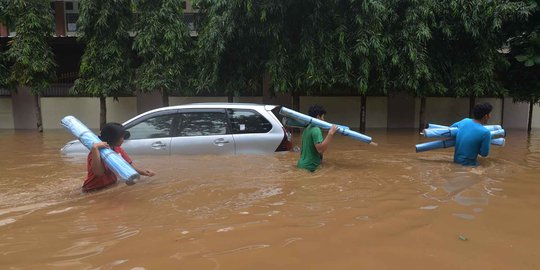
<box><xmin>66</xmin><ymin>13</ymin><xmax>78</xmax><ymax>32</ymax></box>
<box><xmin>65</xmin><ymin>2</ymin><xmax>74</xmax><ymax>11</ymax></box>
<box><xmin>183</xmin><ymin>13</ymin><xmax>196</xmax><ymax>32</ymax></box>
<box><xmin>65</xmin><ymin>1</ymin><xmax>79</xmax><ymax>34</ymax></box>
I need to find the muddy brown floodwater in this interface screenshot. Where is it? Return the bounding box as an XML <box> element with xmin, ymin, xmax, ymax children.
<box><xmin>0</xmin><ymin>129</ymin><xmax>539</xmax><ymax>269</ymax></box>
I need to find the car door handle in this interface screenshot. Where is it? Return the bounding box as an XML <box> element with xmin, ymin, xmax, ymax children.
<box><xmin>213</xmin><ymin>138</ymin><xmax>230</xmax><ymax>145</ymax></box>
<box><xmin>151</xmin><ymin>141</ymin><xmax>167</xmax><ymax>149</ymax></box>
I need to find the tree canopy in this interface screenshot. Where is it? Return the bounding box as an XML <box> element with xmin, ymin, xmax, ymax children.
<box><xmin>133</xmin><ymin>0</ymin><xmax>193</xmax><ymax>103</ymax></box>
<box><xmin>73</xmin><ymin>0</ymin><xmax>133</xmax><ymax>98</ymax></box>
<box><xmin>195</xmin><ymin>0</ymin><xmax>530</xmax><ymax>99</ymax></box>
<box><xmin>6</xmin><ymin>0</ymin><xmax>56</xmax><ymax>95</ymax></box>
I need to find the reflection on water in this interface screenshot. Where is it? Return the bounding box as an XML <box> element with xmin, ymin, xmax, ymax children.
<box><xmin>0</xmin><ymin>129</ymin><xmax>540</xmax><ymax>269</ymax></box>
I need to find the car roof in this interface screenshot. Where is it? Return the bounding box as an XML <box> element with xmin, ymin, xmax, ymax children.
<box><xmin>155</xmin><ymin>102</ymin><xmax>272</xmax><ymax>110</ymax></box>
<box><xmin>123</xmin><ymin>103</ymin><xmax>279</xmax><ymax>124</ymax></box>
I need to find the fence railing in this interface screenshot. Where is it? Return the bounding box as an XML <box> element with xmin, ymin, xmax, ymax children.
<box><xmin>0</xmin><ymin>88</ymin><xmax>10</xmax><ymax>96</ymax></box>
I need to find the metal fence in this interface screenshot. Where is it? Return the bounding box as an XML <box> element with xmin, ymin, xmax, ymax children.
<box><xmin>0</xmin><ymin>88</ymin><xmax>10</xmax><ymax>96</ymax></box>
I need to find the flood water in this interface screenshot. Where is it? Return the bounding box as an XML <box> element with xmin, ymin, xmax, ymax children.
<box><xmin>1</xmin><ymin>129</ymin><xmax>539</xmax><ymax>269</ymax></box>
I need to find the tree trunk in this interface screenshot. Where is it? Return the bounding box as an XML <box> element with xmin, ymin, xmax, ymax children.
<box><xmin>419</xmin><ymin>96</ymin><xmax>426</xmax><ymax>132</ymax></box>
<box><xmin>500</xmin><ymin>97</ymin><xmax>505</xmax><ymax>126</ymax></box>
<box><xmin>100</xmin><ymin>96</ymin><xmax>107</xmax><ymax>130</ymax></box>
<box><xmin>34</xmin><ymin>94</ymin><xmax>43</xmax><ymax>132</ymax></box>
<box><xmin>292</xmin><ymin>91</ymin><xmax>300</xmax><ymax>111</ymax></box>
<box><xmin>262</xmin><ymin>73</ymin><xmax>271</xmax><ymax>104</ymax></box>
<box><xmin>468</xmin><ymin>96</ymin><xmax>476</xmax><ymax>118</ymax></box>
<box><xmin>162</xmin><ymin>88</ymin><xmax>169</xmax><ymax>107</ymax></box>
<box><xmin>528</xmin><ymin>100</ymin><xmax>534</xmax><ymax>133</ymax></box>
<box><xmin>227</xmin><ymin>92</ymin><xmax>234</xmax><ymax>103</ymax></box>
<box><xmin>360</xmin><ymin>94</ymin><xmax>367</xmax><ymax>132</ymax></box>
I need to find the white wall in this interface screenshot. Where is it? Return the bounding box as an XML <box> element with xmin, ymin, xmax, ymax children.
<box><xmin>414</xmin><ymin>97</ymin><xmax>504</xmax><ymax>128</ymax></box>
<box><xmin>106</xmin><ymin>97</ymin><xmax>138</xmax><ymax>123</ymax></box>
<box><xmin>422</xmin><ymin>97</ymin><xmax>469</xmax><ymax>126</ymax></box>
<box><xmin>300</xmin><ymin>96</ymin><xmax>360</xmax><ymax>128</ymax></box>
<box><xmin>533</xmin><ymin>104</ymin><xmax>540</xmax><ymax>129</ymax></box>
<box><xmin>0</xmin><ymin>97</ymin><xmax>14</xmax><ymax>129</ymax></box>
<box><xmin>41</xmin><ymin>97</ymin><xmax>137</xmax><ymax>129</ymax></box>
<box><xmin>367</xmin><ymin>97</ymin><xmax>388</xmax><ymax>128</ymax></box>
<box><xmin>503</xmin><ymin>97</ymin><xmax>530</xmax><ymax>129</ymax></box>
<box><xmin>299</xmin><ymin>96</ymin><xmax>387</xmax><ymax>128</ymax></box>
<box><xmin>477</xmin><ymin>97</ymin><xmax>503</xmax><ymax>125</ymax></box>
<box><xmin>2</xmin><ymin>95</ymin><xmax>537</xmax><ymax>130</ymax></box>
<box><xmin>42</xmin><ymin>97</ymin><xmax>99</xmax><ymax>129</ymax></box>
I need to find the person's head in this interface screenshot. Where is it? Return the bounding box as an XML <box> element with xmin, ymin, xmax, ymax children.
<box><xmin>472</xmin><ymin>103</ymin><xmax>493</xmax><ymax>124</ymax></box>
<box><xmin>308</xmin><ymin>104</ymin><xmax>327</xmax><ymax>120</ymax></box>
<box><xmin>99</xmin><ymin>122</ymin><xmax>130</xmax><ymax>147</ymax></box>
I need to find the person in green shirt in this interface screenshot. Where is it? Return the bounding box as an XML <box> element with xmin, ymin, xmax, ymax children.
<box><xmin>297</xmin><ymin>105</ymin><xmax>338</xmax><ymax>172</ymax></box>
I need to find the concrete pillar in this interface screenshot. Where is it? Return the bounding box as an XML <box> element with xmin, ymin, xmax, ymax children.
<box><xmin>136</xmin><ymin>91</ymin><xmax>163</xmax><ymax>114</ymax></box>
<box><xmin>0</xmin><ymin>24</ymin><xmax>8</xmax><ymax>37</ymax></box>
<box><xmin>387</xmin><ymin>91</ymin><xmax>415</xmax><ymax>128</ymax></box>
<box><xmin>54</xmin><ymin>1</ymin><xmax>66</xmax><ymax>36</ymax></box>
<box><xmin>11</xmin><ymin>87</ymin><xmax>38</xmax><ymax>129</ymax></box>
<box><xmin>502</xmin><ymin>97</ymin><xmax>529</xmax><ymax>129</ymax></box>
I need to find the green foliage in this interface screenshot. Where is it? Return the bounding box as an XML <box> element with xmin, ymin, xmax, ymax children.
<box><xmin>133</xmin><ymin>0</ymin><xmax>193</xmax><ymax>95</ymax></box>
<box><xmin>0</xmin><ymin>0</ymin><xmax>16</xmax><ymax>25</ymax></box>
<box><xmin>504</xmin><ymin>0</ymin><xmax>540</xmax><ymax>103</ymax></box>
<box><xmin>512</xmin><ymin>0</ymin><xmax>540</xmax><ymax>68</ymax></box>
<box><xmin>6</xmin><ymin>0</ymin><xmax>56</xmax><ymax>95</ymax></box>
<box><xmin>196</xmin><ymin>0</ymin><xmax>529</xmax><ymax>99</ymax></box>
<box><xmin>0</xmin><ymin>43</ymin><xmax>12</xmax><ymax>89</ymax></box>
<box><xmin>73</xmin><ymin>0</ymin><xmax>133</xmax><ymax>98</ymax></box>
<box><xmin>195</xmin><ymin>0</ymin><xmax>275</xmax><ymax>96</ymax></box>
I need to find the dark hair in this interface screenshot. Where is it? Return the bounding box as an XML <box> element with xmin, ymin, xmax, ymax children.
<box><xmin>308</xmin><ymin>104</ymin><xmax>327</xmax><ymax>118</ymax></box>
<box><xmin>472</xmin><ymin>103</ymin><xmax>493</xmax><ymax>120</ymax></box>
<box><xmin>99</xmin><ymin>122</ymin><xmax>130</xmax><ymax>146</ymax></box>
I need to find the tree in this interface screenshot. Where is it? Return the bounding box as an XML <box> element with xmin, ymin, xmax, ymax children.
<box><xmin>74</xmin><ymin>0</ymin><xmax>133</xmax><ymax>129</ymax></box>
<box><xmin>0</xmin><ymin>1</ymin><xmax>13</xmax><ymax>89</ymax></box>
<box><xmin>0</xmin><ymin>43</ymin><xmax>11</xmax><ymax>90</ymax></box>
<box><xmin>196</xmin><ymin>0</ymin><xmax>275</xmax><ymax>101</ymax></box>
<box><xmin>6</xmin><ymin>0</ymin><xmax>56</xmax><ymax>132</ymax></box>
<box><xmin>133</xmin><ymin>0</ymin><xmax>193</xmax><ymax>107</ymax></box>
<box><xmin>504</xmin><ymin>0</ymin><xmax>539</xmax><ymax>132</ymax></box>
<box><xmin>432</xmin><ymin>1</ymin><xmax>526</xmax><ymax>115</ymax></box>
<box><xmin>389</xmin><ymin>0</ymin><xmax>527</xmax><ymax>128</ymax></box>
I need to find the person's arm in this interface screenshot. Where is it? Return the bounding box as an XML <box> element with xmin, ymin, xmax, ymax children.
<box><xmin>90</xmin><ymin>142</ymin><xmax>109</xmax><ymax>176</ymax></box>
<box><xmin>117</xmin><ymin>147</ymin><xmax>155</xmax><ymax>177</ymax></box>
<box><xmin>315</xmin><ymin>125</ymin><xmax>338</xmax><ymax>154</ymax></box>
<box><xmin>479</xmin><ymin>131</ymin><xmax>491</xmax><ymax>157</ymax></box>
<box><xmin>132</xmin><ymin>164</ymin><xmax>156</xmax><ymax>177</ymax></box>
<box><xmin>451</xmin><ymin>119</ymin><xmax>464</xmax><ymax>128</ymax></box>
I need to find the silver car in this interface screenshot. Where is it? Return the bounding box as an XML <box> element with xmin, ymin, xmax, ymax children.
<box><xmin>61</xmin><ymin>103</ymin><xmax>292</xmax><ymax>156</ymax></box>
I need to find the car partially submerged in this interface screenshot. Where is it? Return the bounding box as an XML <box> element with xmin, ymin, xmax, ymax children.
<box><xmin>61</xmin><ymin>103</ymin><xmax>292</xmax><ymax>156</ymax></box>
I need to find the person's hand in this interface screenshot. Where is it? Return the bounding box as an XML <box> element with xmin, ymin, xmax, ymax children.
<box><xmin>328</xmin><ymin>125</ymin><xmax>338</xmax><ymax>136</ymax></box>
<box><xmin>92</xmin><ymin>142</ymin><xmax>109</xmax><ymax>150</ymax></box>
<box><xmin>142</xmin><ymin>169</ymin><xmax>156</xmax><ymax>177</ymax></box>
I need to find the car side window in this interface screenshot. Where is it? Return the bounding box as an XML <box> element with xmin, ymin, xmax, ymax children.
<box><xmin>126</xmin><ymin>114</ymin><xmax>174</xmax><ymax>140</ymax></box>
<box><xmin>177</xmin><ymin>111</ymin><xmax>228</xmax><ymax>136</ymax></box>
<box><xmin>227</xmin><ymin>109</ymin><xmax>272</xmax><ymax>134</ymax></box>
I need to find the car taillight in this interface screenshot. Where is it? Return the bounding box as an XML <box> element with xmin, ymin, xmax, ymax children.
<box><xmin>275</xmin><ymin>127</ymin><xmax>292</xmax><ymax>152</ymax></box>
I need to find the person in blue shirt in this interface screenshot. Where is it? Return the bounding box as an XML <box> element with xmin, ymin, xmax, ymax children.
<box><xmin>450</xmin><ymin>103</ymin><xmax>493</xmax><ymax>166</ymax></box>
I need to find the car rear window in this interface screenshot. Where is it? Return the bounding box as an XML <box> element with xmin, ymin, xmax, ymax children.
<box><xmin>227</xmin><ymin>109</ymin><xmax>272</xmax><ymax>134</ymax></box>
<box><xmin>177</xmin><ymin>112</ymin><xmax>229</xmax><ymax>136</ymax></box>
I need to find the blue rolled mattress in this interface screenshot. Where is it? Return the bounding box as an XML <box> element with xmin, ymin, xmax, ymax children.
<box><xmin>279</xmin><ymin>107</ymin><xmax>372</xmax><ymax>144</ymax></box>
<box><xmin>61</xmin><ymin>116</ymin><xmax>140</xmax><ymax>182</ymax></box>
